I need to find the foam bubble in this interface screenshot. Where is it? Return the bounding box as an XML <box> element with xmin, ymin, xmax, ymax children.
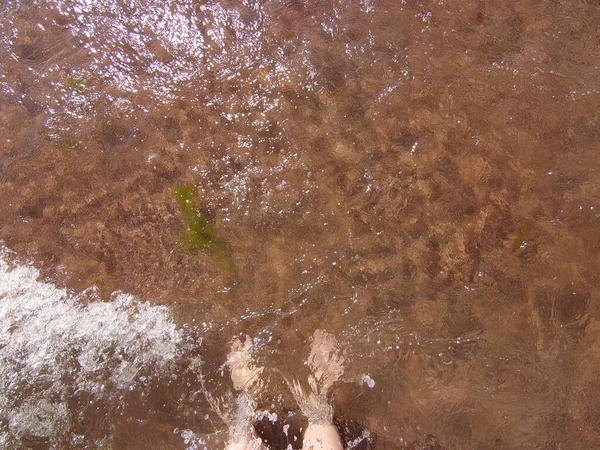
<box><xmin>359</xmin><ymin>374</ymin><xmax>376</xmax><ymax>388</ymax></box>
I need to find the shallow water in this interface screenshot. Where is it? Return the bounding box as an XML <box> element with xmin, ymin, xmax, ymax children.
<box><xmin>1</xmin><ymin>0</ymin><xmax>599</xmax><ymax>448</ymax></box>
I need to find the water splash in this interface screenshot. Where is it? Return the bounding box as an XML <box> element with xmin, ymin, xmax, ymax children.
<box><xmin>0</xmin><ymin>244</ymin><xmax>183</xmax><ymax>446</ymax></box>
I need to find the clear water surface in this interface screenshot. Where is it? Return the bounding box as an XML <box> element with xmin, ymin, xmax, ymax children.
<box><xmin>0</xmin><ymin>0</ymin><xmax>599</xmax><ymax>448</ymax></box>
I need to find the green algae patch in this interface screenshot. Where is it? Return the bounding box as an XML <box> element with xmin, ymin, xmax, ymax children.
<box><xmin>175</xmin><ymin>185</ymin><xmax>217</xmax><ymax>250</ymax></box>
<box><xmin>512</xmin><ymin>224</ymin><xmax>539</xmax><ymax>258</ymax></box>
<box><xmin>64</xmin><ymin>76</ymin><xmax>88</xmax><ymax>95</ymax></box>
<box><xmin>174</xmin><ymin>185</ymin><xmax>233</xmax><ymax>271</ymax></box>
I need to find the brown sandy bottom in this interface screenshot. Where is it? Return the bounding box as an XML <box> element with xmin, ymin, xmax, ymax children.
<box><xmin>0</xmin><ymin>0</ymin><xmax>599</xmax><ymax>448</ymax></box>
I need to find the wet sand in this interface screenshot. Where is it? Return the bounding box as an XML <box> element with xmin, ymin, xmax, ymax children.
<box><xmin>1</xmin><ymin>0</ymin><xmax>599</xmax><ymax>448</ymax></box>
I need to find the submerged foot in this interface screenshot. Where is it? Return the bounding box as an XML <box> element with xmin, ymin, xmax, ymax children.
<box><xmin>287</xmin><ymin>330</ymin><xmax>345</xmax><ymax>450</ymax></box>
<box><xmin>307</xmin><ymin>329</ymin><xmax>346</xmax><ymax>395</ymax></box>
<box><xmin>289</xmin><ymin>329</ymin><xmax>346</xmax><ymax>426</ymax></box>
<box><xmin>226</xmin><ymin>335</ymin><xmax>265</xmax><ymax>400</ymax></box>
<box><xmin>224</xmin><ymin>336</ymin><xmax>265</xmax><ymax>450</ymax></box>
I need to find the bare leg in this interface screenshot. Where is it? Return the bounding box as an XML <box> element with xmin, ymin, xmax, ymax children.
<box><xmin>225</xmin><ymin>442</ymin><xmax>251</xmax><ymax>450</ymax></box>
<box><xmin>223</xmin><ymin>393</ymin><xmax>265</xmax><ymax>450</ymax></box>
<box><xmin>302</xmin><ymin>423</ymin><xmax>344</xmax><ymax>450</ymax></box>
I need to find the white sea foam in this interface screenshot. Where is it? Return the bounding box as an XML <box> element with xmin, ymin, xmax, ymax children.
<box><xmin>0</xmin><ymin>245</ymin><xmax>183</xmax><ymax>445</ymax></box>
